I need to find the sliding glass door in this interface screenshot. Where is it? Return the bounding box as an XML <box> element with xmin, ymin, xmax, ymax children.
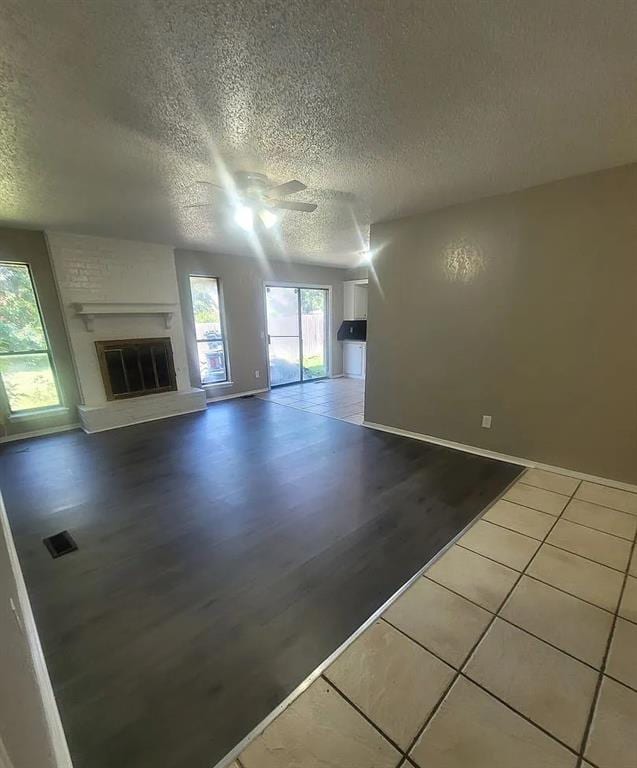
<box><xmin>266</xmin><ymin>286</ymin><xmax>301</xmax><ymax>386</ymax></box>
<box><xmin>265</xmin><ymin>286</ymin><xmax>328</xmax><ymax>386</ymax></box>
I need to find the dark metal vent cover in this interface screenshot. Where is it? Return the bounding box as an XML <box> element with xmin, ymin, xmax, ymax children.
<box><xmin>43</xmin><ymin>531</ymin><xmax>78</xmax><ymax>559</ymax></box>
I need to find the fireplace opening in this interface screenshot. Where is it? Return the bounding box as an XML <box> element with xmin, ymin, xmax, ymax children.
<box><xmin>95</xmin><ymin>338</ymin><xmax>177</xmax><ymax>400</ymax></box>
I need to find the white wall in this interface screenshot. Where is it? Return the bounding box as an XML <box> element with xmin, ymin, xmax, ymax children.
<box><xmin>0</xmin><ymin>495</ymin><xmax>72</xmax><ymax>768</ymax></box>
<box><xmin>46</xmin><ymin>233</ymin><xmax>190</xmax><ymax>406</ymax></box>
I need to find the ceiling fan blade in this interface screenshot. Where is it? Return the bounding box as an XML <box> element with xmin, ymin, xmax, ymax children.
<box><xmin>269</xmin><ymin>200</ymin><xmax>317</xmax><ymax>212</ymax></box>
<box><xmin>182</xmin><ymin>202</ymin><xmax>214</xmax><ymax>209</ymax></box>
<box><xmin>193</xmin><ymin>180</ymin><xmax>223</xmax><ymax>189</ymax></box>
<box><xmin>266</xmin><ymin>179</ymin><xmax>306</xmax><ymax>197</ymax></box>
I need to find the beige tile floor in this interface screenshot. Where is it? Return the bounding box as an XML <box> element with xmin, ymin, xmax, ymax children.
<box><xmin>232</xmin><ymin>468</ymin><xmax>637</xmax><ymax>768</ymax></box>
<box><xmin>256</xmin><ymin>377</ymin><xmax>366</xmax><ymax>424</ymax></box>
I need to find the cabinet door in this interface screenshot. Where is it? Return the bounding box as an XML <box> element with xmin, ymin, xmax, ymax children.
<box><xmin>354</xmin><ymin>285</ymin><xmax>368</xmax><ymax>319</ymax></box>
<box><xmin>343</xmin><ymin>283</ymin><xmax>356</xmax><ymax>320</ymax></box>
<box><xmin>343</xmin><ymin>343</ymin><xmax>364</xmax><ymax>377</ymax></box>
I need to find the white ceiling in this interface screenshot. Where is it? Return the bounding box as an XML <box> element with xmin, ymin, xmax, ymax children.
<box><xmin>1</xmin><ymin>1</ymin><xmax>637</xmax><ymax>267</ymax></box>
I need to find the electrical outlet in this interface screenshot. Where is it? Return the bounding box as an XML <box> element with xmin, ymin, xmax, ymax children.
<box><xmin>254</xmin><ymin>370</ymin><xmax>260</xmax><ymax>378</ymax></box>
<box><xmin>481</xmin><ymin>415</ymin><xmax>492</xmax><ymax>429</ymax></box>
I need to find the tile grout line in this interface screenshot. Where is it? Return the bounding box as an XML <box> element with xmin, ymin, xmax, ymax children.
<box><xmin>403</xmin><ymin>579</ymin><xmax>515</xmax><ymax>763</ymax></box>
<box><xmin>456</xmin><ymin>536</ymin><xmax>626</xmax><ymax>579</ymax></box>
<box><xmin>485</xmin><ymin>510</ymin><xmax>636</xmax><ymax>544</ymax></box>
<box><xmin>517</xmin><ymin>480</ymin><xmax>579</xmax><ymax>496</ymax></box>
<box><xmin>522</xmin><ymin>572</ymin><xmax>617</xmax><ymax>615</ymax></box>
<box><xmin>321</xmin><ymin>673</ymin><xmax>406</xmax><ymax>756</ymax></box>
<box><xmin>383</xmin><ymin>598</ymin><xmax>605</xmax><ymax>676</ymax></box>
<box><xmin>603</xmin><ymin>671</ymin><xmax>637</xmax><ymax>696</ymax></box>
<box><xmin>383</xmin><ymin>608</ymin><xmax>583</xmax><ymax>757</ymax></box>
<box><xmin>567</xmin><ymin>498</ymin><xmax>637</xmax><ymax>517</ymax></box>
<box><xmin>512</xmin><ymin>480</ymin><xmax>573</xmax><ymax>498</ymax></box>
<box><xmin>574</xmin><ymin>531</ymin><xmax>637</xmax><ymax>768</ymax></box>
<box><xmin>505</xmin><ymin>485</ymin><xmax>637</xmax><ymax>518</ymax></box>
<box><xmin>405</xmin><ymin>478</ymin><xmax>583</xmax><ymax>765</ymax></box>
<box><xmin>265</xmin><ymin>398</ymin><xmax>364</xmax><ymax>423</ymax></box>
<box><xmin>476</xmin><ymin>516</ymin><xmax>551</xmax><ymax>542</ymax></box>
<box><xmin>426</xmin><ymin>565</ymin><xmax>617</xmax><ymax>617</ymax></box>
<box><xmin>456</xmin><ymin>672</ymin><xmax>581</xmax><ymax>756</ymax></box>
<box><xmin>547</xmin><ymin>520</ymin><xmax>636</xmax><ymax>550</ymax></box>
<box><xmin>498</xmin><ymin>497</ymin><xmax>568</xmax><ymax>515</ymax></box>
<box><xmin>462</xmin><ymin>520</ymin><xmax>632</xmax><ymax>572</ymax></box>
<box><xmin>520</xmin><ymin>479</ymin><xmax>637</xmax><ymax>511</ymax></box>
<box><xmin>466</xmin><ymin>517</ymin><xmax>551</xmax><ymax>542</ymax></box>
<box><xmin>560</xmin><ymin>515</ymin><xmax>637</xmax><ymax>541</ymax></box>
<box><xmin>455</xmin><ymin>542</ymin><xmax>539</xmax><ymax>567</ymax></box>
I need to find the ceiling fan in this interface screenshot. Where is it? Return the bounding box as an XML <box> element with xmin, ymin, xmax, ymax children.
<box><xmin>186</xmin><ymin>171</ymin><xmax>317</xmax><ymax>231</ymax></box>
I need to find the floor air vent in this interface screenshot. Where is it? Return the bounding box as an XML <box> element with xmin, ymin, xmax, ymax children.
<box><xmin>43</xmin><ymin>531</ymin><xmax>78</xmax><ymax>559</ymax></box>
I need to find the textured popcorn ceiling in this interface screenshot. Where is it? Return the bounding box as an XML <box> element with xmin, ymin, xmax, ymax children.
<box><xmin>1</xmin><ymin>1</ymin><xmax>637</xmax><ymax>267</ymax></box>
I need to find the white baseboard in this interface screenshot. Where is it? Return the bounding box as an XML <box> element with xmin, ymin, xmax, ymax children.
<box><xmin>206</xmin><ymin>387</ymin><xmax>268</xmax><ymax>404</ymax></box>
<box><xmin>0</xmin><ymin>495</ymin><xmax>74</xmax><ymax>767</ymax></box>
<box><xmin>363</xmin><ymin>420</ymin><xmax>637</xmax><ymax>494</ymax></box>
<box><xmin>0</xmin><ymin>423</ymin><xmax>80</xmax><ymax>444</ymax></box>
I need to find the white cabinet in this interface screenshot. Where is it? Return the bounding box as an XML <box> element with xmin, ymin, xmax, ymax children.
<box><xmin>344</xmin><ymin>282</ymin><xmax>356</xmax><ymax>320</ymax></box>
<box><xmin>354</xmin><ymin>284</ymin><xmax>367</xmax><ymax>319</ymax></box>
<box><xmin>343</xmin><ymin>280</ymin><xmax>368</xmax><ymax>320</ymax></box>
<box><xmin>343</xmin><ymin>342</ymin><xmax>366</xmax><ymax>378</ymax></box>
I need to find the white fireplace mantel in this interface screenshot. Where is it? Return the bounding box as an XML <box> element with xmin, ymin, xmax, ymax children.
<box><xmin>71</xmin><ymin>302</ymin><xmax>178</xmax><ymax>331</ymax></box>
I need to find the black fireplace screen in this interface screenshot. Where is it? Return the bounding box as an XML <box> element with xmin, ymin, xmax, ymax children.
<box><xmin>95</xmin><ymin>338</ymin><xmax>177</xmax><ymax>400</ymax></box>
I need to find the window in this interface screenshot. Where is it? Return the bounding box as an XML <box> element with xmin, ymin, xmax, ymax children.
<box><xmin>188</xmin><ymin>276</ymin><xmax>229</xmax><ymax>384</ymax></box>
<box><xmin>0</xmin><ymin>262</ymin><xmax>61</xmax><ymax>412</ymax></box>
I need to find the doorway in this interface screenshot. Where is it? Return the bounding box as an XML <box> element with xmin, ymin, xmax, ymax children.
<box><xmin>265</xmin><ymin>285</ymin><xmax>329</xmax><ymax>386</ymax></box>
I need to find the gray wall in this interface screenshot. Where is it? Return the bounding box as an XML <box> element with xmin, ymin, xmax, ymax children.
<box><xmin>367</xmin><ymin>163</ymin><xmax>637</xmax><ymax>484</ymax></box>
<box><xmin>0</xmin><ymin>229</ymin><xmax>79</xmax><ymax>438</ymax></box>
<box><xmin>175</xmin><ymin>249</ymin><xmax>347</xmax><ymax>398</ymax></box>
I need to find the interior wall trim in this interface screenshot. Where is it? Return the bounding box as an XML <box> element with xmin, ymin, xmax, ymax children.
<box><xmin>0</xmin><ymin>736</ymin><xmax>15</xmax><ymax>768</ymax></box>
<box><xmin>206</xmin><ymin>387</ymin><xmax>268</xmax><ymax>403</ymax></box>
<box><xmin>0</xmin><ymin>423</ymin><xmax>81</xmax><ymax>444</ymax></box>
<box><xmin>363</xmin><ymin>420</ymin><xmax>637</xmax><ymax>494</ymax></box>
<box><xmin>0</xmin><ymin>494</ymin><xmax>74</xmax><ymax>768</ymax></box>
<box><xmin>210</xmin><ymin>470</ymin><xmax>522</xmax><ymax>768</ymax></box>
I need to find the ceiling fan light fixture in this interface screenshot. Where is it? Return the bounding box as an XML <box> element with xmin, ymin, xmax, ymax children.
<box><xmin>234</xmin><ymin>204</ymin><xmax>254</xmax><ymax>231</ymax></box>
<box><xmin>259</xmin><ymin>208</ymin><xmax>279</xmax><ymax>229</ymax></box>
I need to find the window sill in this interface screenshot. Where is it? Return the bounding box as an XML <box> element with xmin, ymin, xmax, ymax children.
<box><xmin>9</xmin><ymin>405</ymin><xmax>70</xmax><ymax>421</ymax></box>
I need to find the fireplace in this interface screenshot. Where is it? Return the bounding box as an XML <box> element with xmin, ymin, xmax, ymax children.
<box><xmin>95</xmin><ymin>338</ymin><xmax>177</xmax><ymax>401</ymax></box>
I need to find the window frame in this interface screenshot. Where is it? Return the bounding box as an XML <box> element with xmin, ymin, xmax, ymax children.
<box><xmin>0</xmin><ymin>260</ymin><xmax>63</xmax><ymax>415</ymax></box>
<box><xmin>188</xmin><ymin>274</ymin><xmax>231</xmax><ymax>387</ymax></box>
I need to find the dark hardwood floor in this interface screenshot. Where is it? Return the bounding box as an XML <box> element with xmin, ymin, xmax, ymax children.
<box><xmin>0</xmin><ymin>399</ymin><xmax>521</xmax><ymax>768</ymax></box>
